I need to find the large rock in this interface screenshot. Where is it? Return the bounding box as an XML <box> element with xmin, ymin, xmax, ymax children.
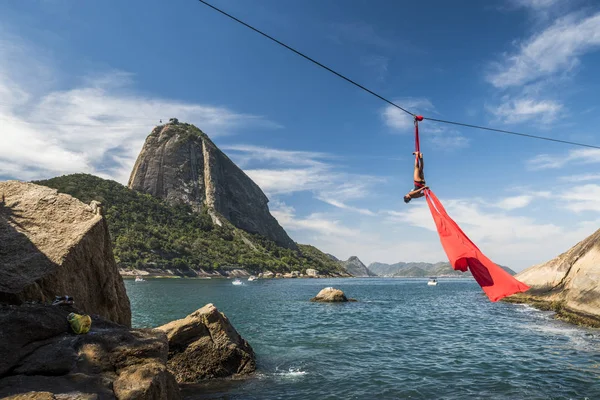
<box><xmin>0</xmin><ymin>304</ymin><xmax>180</xmax><ymax>399</ymax></box>
<box><xmin>0</xmin><ymin>181</ymin><xmax>131</xmax><ymax>326</ymax></box>
<box><xmin>157</xmin><ymin>303</ymin><xmax>255</xmax><ymax>382</ymax></box>
<box><xmin>340</xmin><ymin>256</ymin><xmax>376</xmax><ymax>277</ymax></box>
<box><xmin>514</xmin><ymin>228</ymin><xmax>600</xmax><ymax>321</ymax></box>
<box><xmin>310</xmin><ymin>287</ymin><xmax>354</xmax><ymax>302</ymax></box>
<box><xmin>305</xmin><ymin>268</ymin><xmax>318</xmax><ymax>277</ymax></box>
<box><xmin>128</xmin><ymin>122</ymin><xmax>296</xmax><ymax>249</ymax></box>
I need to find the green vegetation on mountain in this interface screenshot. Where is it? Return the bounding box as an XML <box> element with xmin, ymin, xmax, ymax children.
<box><xmin>35</xmin><ymin>174</ymin><xmax>344</xmax><ymax>276</ymax></box>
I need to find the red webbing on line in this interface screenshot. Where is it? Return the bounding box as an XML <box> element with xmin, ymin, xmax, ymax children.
<box><xmin>423</xmin><ymin>189</ymin><xmax>530</xmax><ymax>302</ymax></box>
<box><xmin>414</xmin><ymin>116</ymin><xmax>423</xmax><ymax>167</ymax></box>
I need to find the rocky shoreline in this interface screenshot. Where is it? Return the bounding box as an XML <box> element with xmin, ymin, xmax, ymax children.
<box><xmin>503</xmin><ymin>294</ymin><xmax>600</xmax><ymax>328</ymax></box>
<box><xmin>0</xmin><ymin>181</ymin><xmax>257</xmax><ymax>399</ymax></box>
<box><xmin>120</xmin><ymin>267</ymin><xmax>351</xmax><ymax>279</ymax></box>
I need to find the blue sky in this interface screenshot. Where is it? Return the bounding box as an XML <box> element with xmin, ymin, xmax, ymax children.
<box><xmin>2</xmin><ymin>0</ymin><xmax>600</xmax><ymax>271</ymax></box>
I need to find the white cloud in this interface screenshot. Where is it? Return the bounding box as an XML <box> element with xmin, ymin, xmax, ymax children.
<box><xmin>488</xmin><ymin>12</ymin><xmax>600</xmax><ymax>88</ymax></box>
<box><xmin>379</xmin><ymin>194</ymin><xmax>600</xmax><ymax>270</ymax></box>
<box><xmin>316</xmin><ymin>197</ymin><xmax>376</xmax><ymax>216</ymax></box>
<box><xmin>510</xmin><ymin>0</ymin><xmax>560</xmax><ymax>9</ymax></box>
<box><xmin>226</xmin><ymin>145</ymin><xmax>382</xmax><ymax>216</ymax></box>
<box><xmin>559</xmin><ymin>173</ymin><xmax>600</xmax><ymax>182</ymax></box>
<box><xmin>270</xmin><ymin>202</ymin><xmax>361</xmax><ymax>238</ymax></box>
<box><xmin>527</xmin><ymin>148</ymin><xmax>600</xmax><ymax>170</ymax></box>
<box><xmin>0</xmin><ymin>38</ymin><xmax>279</xmax><ymax>184</ymax></box>
<box><xmin>381</xmin><ymin>98</ymin><xmax>433</xmax><ymax>131</ymax></box>
<box><xmin>490</xmin><ymin>97</ymin><xmax>563</xmax><ymax>123</ymax></box>
<box><xmin>495</xmin><ymin>195</ymin><xmax>534</xmax><ymax>210</ymax></box>
<box><xmin>559</xmin><ymin>184</ymin><xmax>600</xmax><ymax>212</ymax></box>
<box><xmin>381</xmin><ymin>99</ymin><xmax>469</xmax><ymax>149</ymax></box>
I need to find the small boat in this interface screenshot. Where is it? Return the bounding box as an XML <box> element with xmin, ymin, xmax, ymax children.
<box><xmin>135</xmin><ymin>276</ymin><xmax>145</xmax><ymax>282</ymax></box>
<box><xmin>427</xmin><ymin>277</ymin><xmax>438</xmax><ymax>286</ymax></box>
<box><xmin>248</xmin><ymin>276</ymin><xmax>257</xmax><ymax>281</ymax></box>
<box><xmin>232</xmin><ymin>279</ymin><xmax>243</xmax><ymax>285</ymax></box>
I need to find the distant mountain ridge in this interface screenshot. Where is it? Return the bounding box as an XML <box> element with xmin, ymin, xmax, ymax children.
<box><xmin>368</xmin><ymin>261</ymin><xmax>516</xmax><ymax>277</ymax></box>
<box><xmin>340</xmin><ymin>256</ymin><xmax>377</xmax><ymax>277</ymax></box>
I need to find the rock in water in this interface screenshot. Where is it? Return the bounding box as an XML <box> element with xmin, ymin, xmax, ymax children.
<box><xmin>0</xmin><ymin>181</ymin><xmax>131</xmax><ymax>326</ymax></box>
<box><xmin>515</xmin><ymin>228</ymin><xmax>600</xmax><ymax>321</ymax></box>
<box><xmin>0</xmin><ymin>304</ymin><xmax>180</xmax><ymax>399</ymax></box>
<box><xmin>157</xmin><ymin>303</ymin><xmax>255</xmax><ymax>382</ymax></box>
<box><xmin>341</xmin><ymin>256</ymin><xmax>376</xmax><ymax>277</ymax></box>
<box><xmin>311</xmin><ymin>287</ymin><xmax>353</xmax><ymax>302</ymax></box>
<box><xmin>128</xmin><ymin>122</ymin><xmax>296</xmax><ymax>249</ymax></box>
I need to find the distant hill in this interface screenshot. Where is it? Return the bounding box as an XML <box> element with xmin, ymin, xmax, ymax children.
<box><xmin>368</xmin><ymin>261</ymin><xmax>516</xmax><ymax>277</ymax></box>
<box><xmin>340</xmin><ymin>256</ymin><xmax>377</xmax><ymax>277</ymax></box>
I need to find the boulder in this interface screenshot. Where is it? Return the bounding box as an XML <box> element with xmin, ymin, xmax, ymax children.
<box><xmin>305</xmin><ymin>269</ymin><xmax>318</xmax><ymax>277</ymax></box>
<box><xmin>157</xmin><ymin>303</ymin><xmax>255</xmax><ymax>383</ymax></box>
<box><xmin>262</xmin><ymin>271</ymin><xmax>274</xmax><ymax>279</ymax></box>
<box><xmin>310</xmin><ymin>287</ymin><xmax>356</xmax><ymax>302</ymax></box>
<box><xmin>513</xmin><ymin>228</ymin><xmax>600</xmax><ymax>323</ymax></box>
<box><xmin>0</xmin><ymin>181</ymin><xmax>131</xmax><ymax>326</ymax></box>
<box><xmin>0</xmin><ymin>304</ymin><xmax>180</xmax><ymax>399</ymax></box>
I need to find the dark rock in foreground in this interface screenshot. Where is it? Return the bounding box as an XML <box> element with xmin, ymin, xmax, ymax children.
<box><xmin>157</xmin><ymin>303</ymin><xmax>255</xmax><ymax>382</ymax></box>
<box><xmin>0</xmin><ymin>304</ymin><xmax>180</xmax><ymax>399</ymax></box>
<box><xmin>310</xmin><ymin>287</ymin><xmax>356</xmax><ymax>302</ymax></box>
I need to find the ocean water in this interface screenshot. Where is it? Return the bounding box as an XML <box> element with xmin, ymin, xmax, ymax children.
<box><xmin>125</xmin><ymin>278</ymin><xmax>600</xmax><ymax>400</ymax></box>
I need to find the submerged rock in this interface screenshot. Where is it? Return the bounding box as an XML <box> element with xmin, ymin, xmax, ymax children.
<box><xmin>0</xmin><ymin>304</ymin><xmax>180</xmax><ymax>399</ymax></box>
<box><xmin>157</xmin><ymin>303</ymin><xmax>255</xmax><ymax>383</ymax></box>
<box><xmin>0</xmin><ymin>181</ymin><xmax>131</xmax><ymax>326</ymax></box>
<box><xmin>310</xmin><ymin>287</ymin><xmax>356</xmax><ymax>302</ymax></box>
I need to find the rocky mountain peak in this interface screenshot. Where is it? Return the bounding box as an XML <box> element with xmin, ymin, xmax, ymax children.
<box><xmin>128</xmin><ymin>122</ymin><xmax>296</xmax><ymax>249</ymax></box>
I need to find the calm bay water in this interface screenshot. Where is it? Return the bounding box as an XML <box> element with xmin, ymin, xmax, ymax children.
<box><xmin>125</xmin><ymin>278</ymin><xmax>600</xmax><ymax>399</ymax></box>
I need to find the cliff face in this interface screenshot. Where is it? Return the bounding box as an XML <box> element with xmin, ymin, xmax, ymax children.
<box><xmin>128</xmin><ymin>123</ymin><xmax>296</xmax><ymax>249</ymax></box>
<box><xmin>0</xmin><ymin>181</ymin><xmax>131</xmax><ymax>326</ymax></box>
<box><xmin>341</xmin><ymin>256</ymin><xmax>376</xmax><ymax>277</ymax></box>
<box><xmin>515</xmin><ymin>228</ymin><xmax>600</xmax><ymax>319</ymax></box>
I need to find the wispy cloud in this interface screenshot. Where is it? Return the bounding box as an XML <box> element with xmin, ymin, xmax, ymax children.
<box><xmin>490</xmin><ymin>97</ymin><xmax>563</xmax><ymax>123</ymax></box>
<box><xmin>527</xmin><ymin>148</ymin><xmax>600</xmax><ymax>170</ymax></box>
<box><xmin>559</xmin><ymin>184</ymin><xmax>600</xmax><ymax>212</ymax></box>
<box><xmin>0</xmin><ymin>37</ymin><xmax>280</xmax><ymax>184</ymax></box>
<box><xmin>360</xmin><ymin>55</ymin><xmax>389</xmax><ymax>82</ymax></box>
<box><xmin>487</xmin><ymin>12</ymin><xmax>600</xmax><ymax>88</ymax></box>
<box><xmin>381</xmin><ymin>98</ymin><xmax>469</xmax><ymax>149</ymax></box>
<box><xmin>329</xmin><ymin>21</ymin><xmax>396</xmax><ymax>51</ymax></box>
<box><xmin>381</xmin><ymin>98</ymin><xmax>434</xmax><ymax>131</ymax></box>
<box><xmin>509</xmin><ymin>0</ymin><xmax>560</xmax><ymax>10</ymax></box>
<box><xmin>495</xmin><ymin>195</ymin><xmax>535</xmax><ymax>210</ymax></box>
<box><xmin>559</xmin><ymin>173</ymin><xmax>600</xmax><ymax>182</ymax></box>
<box><xmin>270</xmin><ymin>201</ymin><xmax>361</xmax><ymax>238</ymax></box>
<box><xmin>224</xmin><ymin>145</ymin><xmax>382</xmax><ymax>215</ymax></box>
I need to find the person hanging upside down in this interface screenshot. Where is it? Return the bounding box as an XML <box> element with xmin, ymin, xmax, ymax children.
<box><xmin>404</xmin><ymin>151</ymin><xmax>429</xmax><ymax>203</ymax></box>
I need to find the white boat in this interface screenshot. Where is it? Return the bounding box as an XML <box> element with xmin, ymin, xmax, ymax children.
<box><xmin>135</xmin><ymin>276</ymin><xmax>145</xmax><ymax>282</ymax></box>
<box><xmin>248</xmin><ymin>276</ymin><xmax>257</xmax><ymax>281</ymax></box>
<box><xmin>427</xmin><ymin>277</ymin><xmax>438</xmax><ymax>286</ymax></box>
<box><xmin>232</xmin><ymin>279</ymin><xmax>243</xmax><ymax>285</ymax></box>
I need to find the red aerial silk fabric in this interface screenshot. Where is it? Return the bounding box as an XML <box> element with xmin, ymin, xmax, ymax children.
<box><xmin>424</xmin><ymin>190</ymin><xmax>530</xmax><ymax>302</ymax></box>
